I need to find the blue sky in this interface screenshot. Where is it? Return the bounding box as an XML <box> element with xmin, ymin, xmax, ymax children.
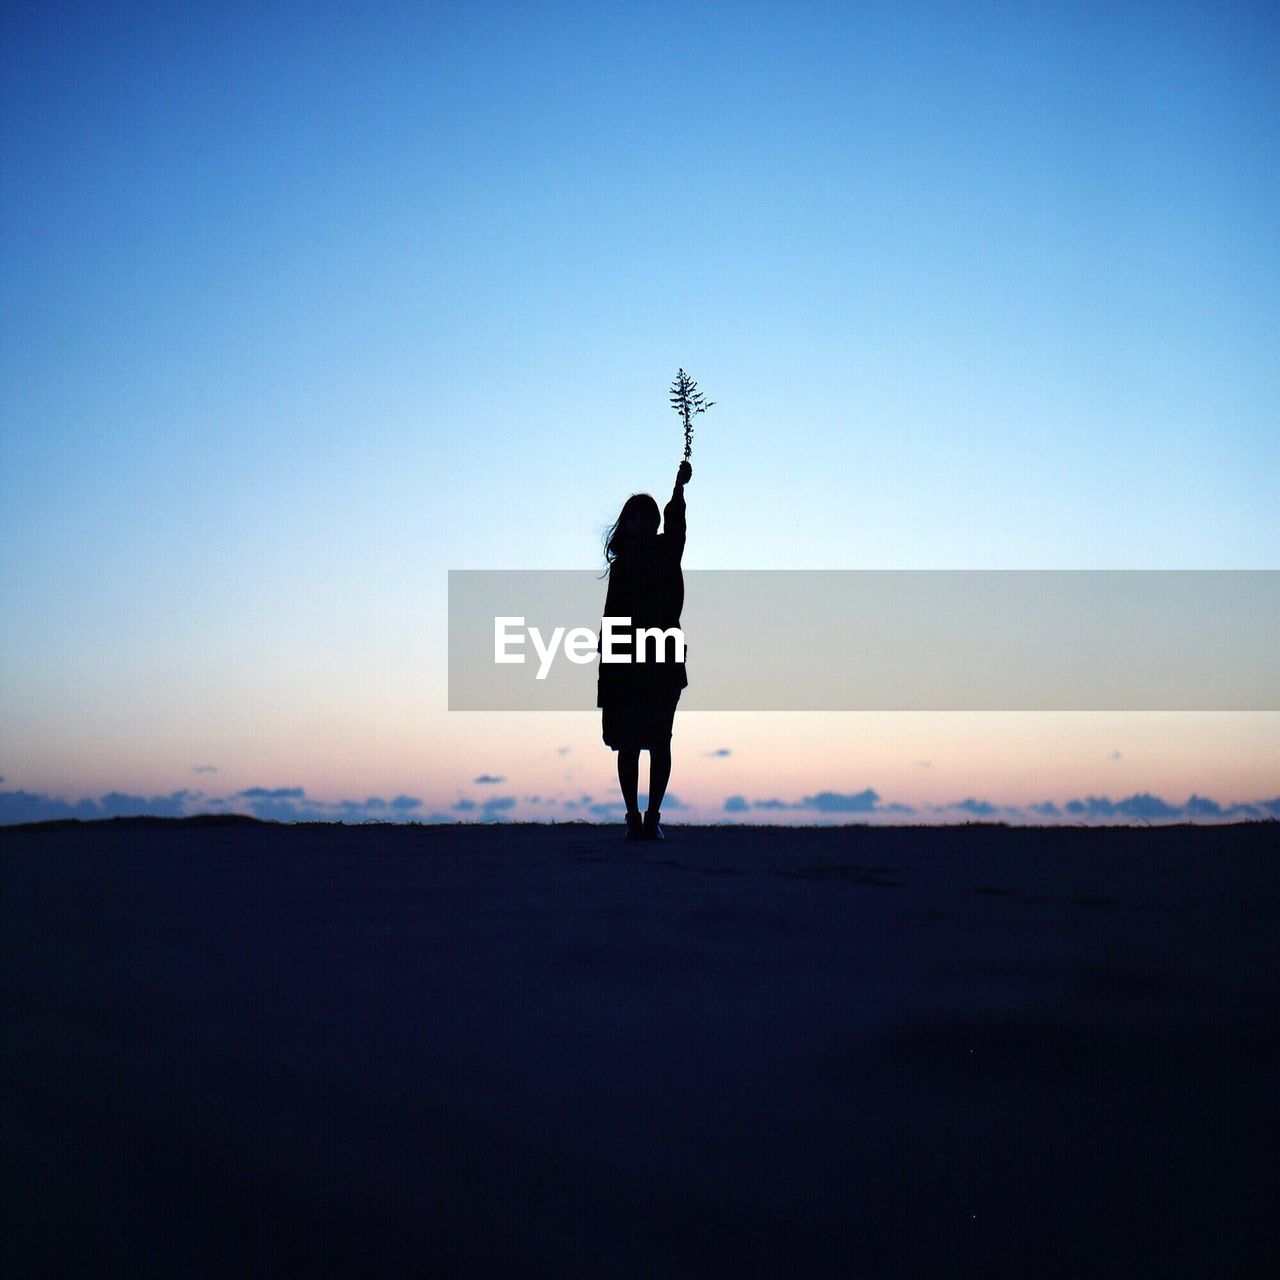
<box><xmin>2</xmin><ymin>1</ymin><xmax>1277</xmax><ymax>822</ymax></box>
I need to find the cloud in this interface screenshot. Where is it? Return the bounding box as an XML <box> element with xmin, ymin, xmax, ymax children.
<box><xmin>714</xmin><ymin>785</ymin><xmax>1280</xmax><ymax>823</ymax></box>
<box><xmin>1</xmin><ymin>787</ymin><xmax>226</xmax><ymax>825</ymax></box>
<box><xmin>192</xmin><ymin>764</ymin><xmax>219</xmax><ymax>774</ymax></box>
<box><xmin>706</xmin><ymin>748</ymin><xmax>732</xmax><ymax>757</ymax></box>
<box><xmin>99</xmin><ymin>790</ymin><xmax>195</xmax><ymax>818</ymax></box>
<box><xmin>726</xmin><ymin>789</ymin><xmax>894</xmax><ymax>816</ymax></box>
<box><xmin>0</xmin><ymin>790</ymin><xmax>101</xmax><ymax>824</ymax></box>
<box><xmin>479</xmin><ymin>796</ymin><xmax>516</xmax><ymax>820</ymax></box>
<box><xmin>946</xmin><ymin>797</ymin><xmax>1000</xmax><ymax>817</ymax></box>
<box><xmin>335</xmin><ymin>797</ymin><xmax>386</xmax><ymax>817</ymax></box>
<box><xmin>1064</xmin><ymin>797</ymin><xmax>1108</xmax><ymax>817</ymax></box>
<box><xmin>1184</xmin><ymin>794</ymin><xmax>1222</xmax><ymax>818</ymax></box>
<box><xmin>1054</xmin><ymin>792</ymin><xmax>1273</xmax><ymax>822</ymax></box>
<box><xmin>802</xmin><ymin>789</ymin><xmax>880</xmax><ymax>813</ymax></box>
<box><xmin>1223</xmin><ymin>802</ymin><xmax>1264</xmax><ymax>818</ymax></box>
<box><xmin>1129</xmin><ymin>794</ymin><xmax>1180</xmax><ymax>818</ymax></box>
<box><xmin>239</xmin><ymin>797</ymin><xmax>318</xmax><ymax>821</ymax></box>
<box><xmin>1064</xmin><ymin>792</ymin><xmax>1181</xmax><ymax>820</ymax></box>
<box><xmin>231</xmin><ymin>786</ymin><xmax>330</xmax><ymax>821</ymax></box>
<box><xmin>316</xmin><ymin>794</ymin><xmax>421</xmax><ymax>822</ymax></box>
<box><xmin>474</xmin><ymin>774</ymin><xmax>506</xmax><ymax>784</ymax></box>
<box><xmin>6</xmin><ymin>778</ymin><xmax>1276</xmax><ymax>829</ymax></box>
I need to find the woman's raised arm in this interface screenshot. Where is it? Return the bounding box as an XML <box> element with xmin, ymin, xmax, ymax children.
<box><xmin>662</xmin><ymin>460</ymin><xmax>691</xmax><ymax>557</ymax></box>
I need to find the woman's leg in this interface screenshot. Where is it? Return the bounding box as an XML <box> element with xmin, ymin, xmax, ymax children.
<box><xmin>616</xmin><ymin>746</ymin><xmax>641</xmax><ymax>815</ymax></box>
<box><xmin>647</xmin><ymin>740</ymin><xmax>672</xmax><ymax>814</ymax></box>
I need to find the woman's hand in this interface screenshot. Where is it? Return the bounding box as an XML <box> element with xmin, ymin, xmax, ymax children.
<box><xmin>677</xmin><ymin>460</ymin><xmax>693</xmax><ymax>486</ymax></box>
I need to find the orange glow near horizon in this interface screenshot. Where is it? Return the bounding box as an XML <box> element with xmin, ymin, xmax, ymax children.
<box><xmin>9</xmin><ymin>709</ymin><xmax>1276</xmax><ymax>823</ymax></box>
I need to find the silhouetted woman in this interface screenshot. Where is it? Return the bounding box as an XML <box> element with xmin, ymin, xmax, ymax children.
<box><xmin>598</xmin><ymin>459</ymin><xmax>692</xmax><ymax>840</ymax></box>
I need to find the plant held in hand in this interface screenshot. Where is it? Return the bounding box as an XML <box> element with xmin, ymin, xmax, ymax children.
<box><xmin>669</xmin><ymin>368</ymin><xmax>714</xmax><ymax>461</ymax></box>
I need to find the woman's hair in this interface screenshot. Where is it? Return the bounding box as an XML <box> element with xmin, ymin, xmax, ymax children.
<box><xmin>601</xmin><ymin>493</ymin><xmax>660</xmax><ymax>575</ymax></box>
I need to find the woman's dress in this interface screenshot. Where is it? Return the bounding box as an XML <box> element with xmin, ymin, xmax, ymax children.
<box><xmin>597</xmin><ymin>488</ymin><xmax>687</xmax><ymax>749</ymax></box>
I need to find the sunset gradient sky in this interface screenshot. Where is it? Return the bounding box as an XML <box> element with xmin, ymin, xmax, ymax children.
<box><xmin>3</xmin><ymin>1</ymin><xmax>1277</xmax><ymax>824</ymax></box>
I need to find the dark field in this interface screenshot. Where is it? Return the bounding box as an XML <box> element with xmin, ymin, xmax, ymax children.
<box><xmin>4</xmin><ymin>818</ymin><xmax>1277</xmax><ymax>1277</ymax></box>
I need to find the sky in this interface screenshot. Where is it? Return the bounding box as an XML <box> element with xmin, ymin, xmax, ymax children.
<box><xmin>2</xmin><ymin>0</ymin><xmax>1277</xmax><ymax>825</ymax></box>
